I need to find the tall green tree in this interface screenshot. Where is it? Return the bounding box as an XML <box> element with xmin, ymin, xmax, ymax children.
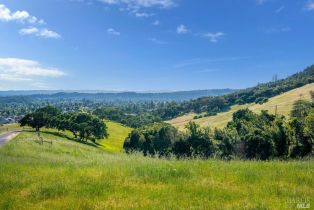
<box><xmin>19</xmin><ymin>106</ymin><xmax>60</xmax><ymax>132</ymax></box>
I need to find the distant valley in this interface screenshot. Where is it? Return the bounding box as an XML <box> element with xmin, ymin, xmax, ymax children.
<box><xmin>0</xmin><ymin>89</ymin><xmax>235</xmax><ymax>102</ymax></box>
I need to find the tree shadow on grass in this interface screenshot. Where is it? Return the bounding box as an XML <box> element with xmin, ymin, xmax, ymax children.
<box><xmin>22</xmin><ymin>129</ymin><xmax>102</xmax><ymax>148</ymax></box>
<box><xmin>39</xmin><ymin>130</ymin><xmax>99</xmax><ymax>148</ymax></box>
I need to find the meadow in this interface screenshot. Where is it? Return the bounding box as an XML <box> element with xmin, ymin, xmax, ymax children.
<box><xmin>0</xmin><ymin>124</ymin><xmax>21</xmax><ymax>134</ymax></box>
<box><xmin>168</xmin><ymin>83</ymin><xmax>314</xmax><ymax>130</ymax></box>
<box><xmin>0</xmin><ymin>130</ymin><xmax>313</xmax><ymax>210</ymax></box>
<box><xmin>98</xmin><ymin>121</ymin><xmax>132</xmax><ymax>153</ymax></box>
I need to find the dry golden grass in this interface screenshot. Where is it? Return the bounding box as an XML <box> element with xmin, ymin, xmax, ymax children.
<box><xmin>250</xmin><ymin>83</ymin><xmax>314</xmax><ymax>116</ymax></box>
<box><xmin>166</xmin><ymin>113</ymin><xmax>197</xmax><ymax>131</ymax></box>
<box><xmin>168</xmin><ymin>83</ymin><xmax>314</xmax><ymax>130</ymax></box>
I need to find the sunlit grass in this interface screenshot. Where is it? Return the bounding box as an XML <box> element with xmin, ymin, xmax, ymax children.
<box><xmin>249</xmin><ymin>83</ymin><xmax>314</xmax><ymax>116</ymax></box>
<box><xmin>0</xmin><ymin>124</ymin><xmax>21</xmax><ymax>134</ymax></box>
<box><xmin>98</xmin><ymin>121</ymin><xmax>132</xmax><ymax>152</ymax></box>
<box><xmin>169</xmin><ymin>83</ymin><xmax>314</xmax><ymax>130</ymax></box>
<box><xmin>0</xmin><ymin>131</ymin><xmax>313</xmax><ymax>209</ymax></box>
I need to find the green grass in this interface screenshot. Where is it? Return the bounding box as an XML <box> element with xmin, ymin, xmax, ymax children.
<box><xmin>168</xmin><ymin>83</ymin><xmax>314</xmax><ymax>130</ymax></box>
<box><xmin>98</xmin><ymin>121</ymin><xmax>132</xmax><ymax>152</ymax></box>
<box><xmin>0</xmin><ymin>124</ymin><xmax>21</xmax><ymax>134</ymax></box>
<box><xmin>0</xmin><ymin>131</ymin><xmax>313</xmax><ymax>209</ymax></box>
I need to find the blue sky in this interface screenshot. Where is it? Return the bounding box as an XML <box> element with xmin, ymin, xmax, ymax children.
<box><xmin>0</xmin><ymin>0</ymin><xmax>313</xmax><ymax>91</ymax></box>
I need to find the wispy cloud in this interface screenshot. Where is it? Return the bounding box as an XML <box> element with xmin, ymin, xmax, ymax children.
<box><xmin>265</xmin><ymin>26</ymin><xmax>291</xmax><ymax>33</ymax></box>
<box><xmin>39</xmin><ymin>29</ymin><xmax>61</xmax><ymax>39</ymax></box>
<box><xmin>305</xmin><ymin>0</ymin><xmax>314</xmax><ymax>10</ymax></box>
<box><xmin>19</xmin><ymin>27</ymin><xmax>61</xmax><ymax>39</ymax></box>
<box><xmin>174</xmin><ymin>57</ymin><xmax>249</xmax><ymax>69</ymax></box>
<box><xmin>203</xmin><ymin>32</ymin><xmax>225</xmax><ymax>43</ymax></box>
<box><xmin>98</xmin><ymin>0</ymin><xmax>176</xmax><ymax>17</ymax></box>
<box><xmin>152</xmin><ymin>20</ymin><xmax>160</xmax><ymax>26</ymax></box>
<box><xmin>0</xmin><ymin>4</ymin><xmax>60</xmax><ymax>39</ymax></box>
<box><xmin>19</xmin><ymin>27</ymin><xmax>39</xmax><ymax>35</ymax></box>
<box><xmin>149</xmin><ymin>38</ymin><xmax>167</xmax><ymax>44</ymax></box>
<box><xmin>0</xmin><ymin>58</ymin><xmax>65</xmax><ymax>83</ymax></box>
<box><xmin>0</xmin><ymin>74</ymin><xmax>32</xmax><ymax>82</ymax></box>
<box><xmin>276</xmin><ymin>6</ymin><xmax>285</xmax><ymax>13</ymax></box>
<box><xmin>135</xmin><ymin>12</ymin><xmax>154</xmax><ymax>17</ymax></box>
<box><xmin>197</xmin><ymin>69</ymin><xmax>219</xmax><ymax>73</ymax></box>
<box><xmin>256</xmin><ymin>0</ymin><xmax>267</xmax><ymax>5</ymax></box>
<box><xmin>98</xmin><ymin>0</ymin><xmax>176</xmax><ymax>9</ymax></box>
<box><xmin>177</xmin><ymin>24</ymin><xmax>188</xmax><ymax>34</ymax></box>
<box><xmin>107</xmin><ymin>28</ymin><xmax>121</xmax><ymax>35</ymax></box>
<box><xmin>0</xmin><ymin>4</ymin><xmax>44</xmax><ymax>24</ymax></box>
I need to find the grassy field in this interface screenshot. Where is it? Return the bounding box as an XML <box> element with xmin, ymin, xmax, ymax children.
<box><xmin>0</xmin><ymin>124</ymin><xmax>21</xmax><ymax>134</ymax></box>
<box><xmin>98</xmin><ymin>121</ymin><xmax>132</xmax><ymax>153</ymax></box>
<box><xmin>168</xmin><ymin>83</ymin><xmax>314</xmax><ymax>130</ymax></box>
<box><xmin>0</xmin><ymin>131</ymin><xmax>313</xmax><ymax>209</ymax></box>
<box><xmin>0</xmin><ymin>120</ymin><xmax>131</xmax><ymax>153</ymax></box>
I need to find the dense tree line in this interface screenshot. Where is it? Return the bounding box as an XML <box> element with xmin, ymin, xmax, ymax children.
<box><xmin>92</xmin><ymin>107</ymin><xmax>162</xmax><ymax>128</ymax></box>
<box><xmin>124</xmin><ymin>93</ymin><xmax>314</xmax><ymax>160</ymax></box>
<box><xmin>0</xmin><ymin>89</ymin><xmax>234</xmax><ymax>101</ymax></box>
<box><xmin>19</xmin><ymin>106</ymin><xmax>108</xmax><ymax>142</ymax></box>
<box><xmin>0</xmin><ymin>89</ymin><xmax>233</xmax><ymax>119</ymax></box>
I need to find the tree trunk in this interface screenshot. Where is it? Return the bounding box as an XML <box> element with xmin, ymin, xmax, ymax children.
<box><xmin>72</xmin><ymin>132</ymin><xmax>77</xmax><ymax>138</ymax></box>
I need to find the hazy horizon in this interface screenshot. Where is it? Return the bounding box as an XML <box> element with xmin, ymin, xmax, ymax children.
<box><xmin>0</xmin><ymin>88</ymin><xmax>236</xmax><ymax>94</ymax></box>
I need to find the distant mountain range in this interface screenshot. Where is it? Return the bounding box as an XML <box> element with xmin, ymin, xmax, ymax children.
<box><xmin>0</xmin><ymin>89</ymin><xmax>236</xmax><ymax>102</ymax></box>
<box><xmin>0</xmin><ymin>90</ymin><xmax>122</xmax><ymax>96</ymax></box>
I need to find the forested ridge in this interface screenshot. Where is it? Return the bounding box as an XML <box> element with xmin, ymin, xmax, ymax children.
<box><xmin>0</xmin><ymin>89</ymin><xmax>234</xmax><ymax>101</ymax></box>
<box><xmin>155</xmin><ymin>65</ymin><xmax>314</xmax><ymax>119</ymax></box>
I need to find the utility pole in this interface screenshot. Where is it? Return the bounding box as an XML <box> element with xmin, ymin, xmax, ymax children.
<box><xmin>275</xmin><ymin>105</ymin><xmax>278</xmax><ymax>116</ymax></box>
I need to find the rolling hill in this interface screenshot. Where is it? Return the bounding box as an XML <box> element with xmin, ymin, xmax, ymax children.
<box><xmin>168</xmin><ymin>83</ymin><xmax>314</xmax><ymax>130</ymax></box>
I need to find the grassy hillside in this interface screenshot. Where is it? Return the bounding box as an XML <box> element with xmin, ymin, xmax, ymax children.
<box><xmin>249</xmin><ymin>83</ymin><xmax>313</xmax><ymax>115</ymax></box>
<box><xmin>0</xmin><ymin>121</ymin><xmax>131</xmax><ymax>152</ymax></box>
<box><xmin>168</xmin><ymin>83</ymin><xmax>314</xmax><ymax>130</ymax></box>
<box><xmin>0</xmin><ymin>131</ymin><xmax>313</xmax><ymax>209</ymax></box>
<box><xmin>0</xmin><ymin>124</ymin><xmax>21</xmax><ymax>134</ymax></box>
<box><xmin>98</xmin><ymin>121</ymin><xmax>132</xmax><ymax>152</ymax></box>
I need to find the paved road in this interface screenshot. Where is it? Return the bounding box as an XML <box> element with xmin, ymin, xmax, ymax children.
<box><xmin>0</xmin><ymin>131</ymin><xmax>20</xmax><ymax>145</ymax></box>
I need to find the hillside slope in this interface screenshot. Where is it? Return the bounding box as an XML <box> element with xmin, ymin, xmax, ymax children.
<box><xmin>0</xmin><ymin>131</ymin><xmax>313</xmax><ymax>209</ymax></box>
<box><xmin>168</xmin><ymin>83</ymin><xmax>314</xmax><ymax>130</ymax></box>
<box><xmin>98</xmin><ymin>121</ymin><xmax>132</xmax><ymax>152</ymax></box>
